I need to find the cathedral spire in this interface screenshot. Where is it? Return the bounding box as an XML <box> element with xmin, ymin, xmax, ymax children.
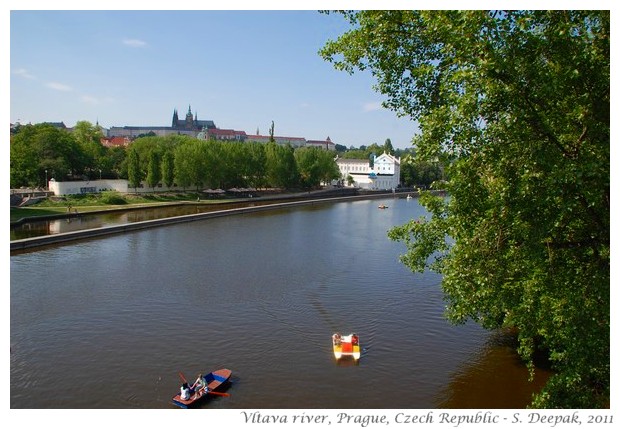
<box><xmin>185</xmin><ymin>105</ymin><xmax>194</xmax><ymax>129</ymax></box>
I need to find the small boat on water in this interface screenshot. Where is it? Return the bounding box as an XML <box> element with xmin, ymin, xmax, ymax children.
<box><xmin>378</xmin><ymin>204</ymin><xmax>388</xmax><ymax>209</ymax></box>
<box><xmin>332</xmin><ymin>333</ymin><xmax>361</xmax><ymax>360</ymax></box>
<box><xmin>406</xmin><ymin>194</ymin><xmax>413</xmax><ymax>200</ymax></box>
<box><xmin>172</xmin><ymin>368</ymin><xmax>232</xmax><ymax>408</ymax></box>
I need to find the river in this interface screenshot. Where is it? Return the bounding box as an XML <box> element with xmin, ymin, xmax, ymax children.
<box><xmin>10</xmin><ymin>196</ymin><xmax>550</xmax><ymax>410</ymax></box>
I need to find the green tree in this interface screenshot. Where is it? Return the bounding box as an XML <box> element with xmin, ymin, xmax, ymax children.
<box><xmin>340</xmin><ymin>143</ymin><xmax>383</xmax><ymax>160</ymax></box>
<box><xmin>383</xmin><ymin>138</ymin><xmax>394</xmax><ymax>155</ymax></box>
<box><xmin>245</xmin><ymin>142</ymin><xmax>267</xmax><ymax>188</ymax></box>
<box><xmin>173</xmin><ymin>139</ymin><xmax>210</xmax><ymax>192</ymax></box>
<box><xmin>172</xmin><ymin>143</ymin><xmax>193</xmax><ymax>191</ymax></box>
<box><xmin>401</xmin><ymin>154</ymin><xmax>444</xmax><ymax>189</ymax></box>
<box><xmin>317</xmin><ymin>149</ymin><xmax>341</xmax><ymax>186</ymax></box>
<box><xmin>265</xmin><ymin>143</ymin><xmax>298</xmax><ymax>188</ymax></box>
<box><xmin>340</xmin><ymin>149</ymin><xmax>368</xmax><ymax>159</ymax></box>
<box><xmin>131</xmin><ymin>134</ymin><xmax>189</xmax><ymax>184</ymax></box>
<box><xmin>107</xmin><ymin>146</ymin><xmax>127</xmax><ymax>179</ymax></box>
<box><xmin>321</xmin><ymin>10</ymin><xmax>609</xmax><ymax>408</ymax></box>
<box><xmin>72</xmin><ymin>121</ymin><xmax>106</xmax><ymax>178</ymax></box>
<box><xmin>129</xmin><ymin>136</ymin><xmax>165</xmax><ymax>172</ymax></box>
<box><xmin>161</xmin><ymin>151</ymin><xmax>175</xmax><ymax>188</ymax></box>
<box><xmin>294</xmin><ymin>147</ymin><xmax>340</xmax><ymax>188</ymax></box>
<box><xmin>10</xmin><ymin>123</ymin><xmax>82</xmax><ymax>187</ymax></box>
<box><xmin>269</xmin><ymin>121</ymin><xmax>275</xmax><ymax>143</ymax></box>
<box><xmin>214</xmin><ymin>141</ymin><xmax>240</xmax><ymax>189</ymax></box>
<box><xmin>126</xmin><ymin>147</ymin><xmax>142</xmax><ymax>191</ymax></box>
<box><xmin>202</xmin><ymin>140</ymin><xmax>223</xmax><ymax>189</ymax></box>
<box><xmin>294</xmin><ymin>147</ymin><xmax>323</xmax><ymax>188</ymax></box>
<box><xmin>146</xmin><ymin>151</ymin><xmax>161</xmax><ymax>190</ymax></box>
<box><xmin>10</xmin><ymin>126</ymin><xmax>40</xmax><ymax>187</ymax></box>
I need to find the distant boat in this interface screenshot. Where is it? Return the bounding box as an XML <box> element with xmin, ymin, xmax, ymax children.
<box><xmin>406</xmin><ymin>194</ymin><xmax>413</xmax><ymax>200</ymax></box>
<box><xmin>378</xmin><ymin>204</ymin><xmax>388</xmax><ymax>209</ymax></box>
<box><xmin>332</xmin><ymin>333</ymin><xmax>361</xmax><ymax>361</ymax></box>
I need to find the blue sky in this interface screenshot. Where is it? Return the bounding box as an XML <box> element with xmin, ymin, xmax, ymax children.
<box><xmin>8</xmin><ymin>1</ymin><xmax>613</xmax><ymax>150</ymax></box>
<box><xmin>8</xmin><ymin>5</ymin><xmax>423</xmax><ymax>149</ymax></box>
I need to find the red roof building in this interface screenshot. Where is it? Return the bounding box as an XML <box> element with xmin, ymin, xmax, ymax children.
<box><xmin>101</xmin><ymin>136</ymin><xmax>132</xmax><ymax>147</ymax></box>
<box><xmin>203</xmin><ymin>128</ymin><xmax>248</xmax><ymax>141</ymax></box>
<box><xmin>306</xmin><ymin>136</ymin><xmax>335</xmax><ymax>151</ymax></box>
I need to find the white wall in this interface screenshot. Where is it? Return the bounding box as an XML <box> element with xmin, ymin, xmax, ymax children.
<box><xmin>48</xmin><ymin>179</ymin><xmax>184</xmax><ymax>196</ymax></box>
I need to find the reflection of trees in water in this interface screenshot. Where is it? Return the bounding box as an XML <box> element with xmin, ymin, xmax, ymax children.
<box><xmin>435</xmin><ymin>328</ymin><xmax>553</xmax><ymax>409</ymax></box>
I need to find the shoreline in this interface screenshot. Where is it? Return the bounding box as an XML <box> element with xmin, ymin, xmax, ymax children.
<box><xmin>11</xmin><ymin>189</ymin><xmax>423</xmax><ymax>253</ymax></box>
<box><xmin>10</xmin><ymin>187</ymin><xmax>365</xmax><ymax>226</ymax></box>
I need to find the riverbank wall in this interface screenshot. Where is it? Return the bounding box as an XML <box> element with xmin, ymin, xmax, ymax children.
<box><xmin>11</xmin><ymin>189</ymin><xmax>421</xmax><ymax>252</ymax></box>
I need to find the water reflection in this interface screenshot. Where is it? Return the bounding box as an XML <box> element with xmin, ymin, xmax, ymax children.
<box><xmin>436</xmin><ymin>329</ymin><xmax>552</xmax><ymax>408</ymax></box>
<box><xmin>11</xmin><ymin>200</ymin><xmax>283</xmax><ymax>240</ymax></box>
<box><xmin>11</xmin><ymin>194</ymin><xmax>388</xmax><ymax>241</ymax></box>
<box><xmin>11</xmin><ymin>197</ymin><xmax>548</xmax><ymax>409</ymax></box>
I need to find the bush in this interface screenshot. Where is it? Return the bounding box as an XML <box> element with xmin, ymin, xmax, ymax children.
<box><xmin>99</xmin><ymin>191</ymin><xmax>127</xmax><ymax>205</ymax></box>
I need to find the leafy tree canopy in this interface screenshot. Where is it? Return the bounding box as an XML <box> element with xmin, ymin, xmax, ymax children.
<box><xmin>321</xmin><ymin>10</ymin><xmax>609</xmax><ymax>408</ymax></box>
<box><xmin>10</xmin><ymin>123</ymin><xmax>83</xmax><ymax>187</ymax></box>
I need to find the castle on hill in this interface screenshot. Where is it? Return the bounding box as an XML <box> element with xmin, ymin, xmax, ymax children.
<box><xmin>105</xmin><ymin>105</ymin><xmax>335</xmax><ymax>151</ymax></box>
<box><xmin>107</xmin><ymin>105</ymin><xmax>215</xmax><ymax>139</ymax></box>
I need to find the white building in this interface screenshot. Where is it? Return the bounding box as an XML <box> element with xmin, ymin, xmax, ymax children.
<box><xmin>197</xmin><ymin>128</ymin><xmax>248</xmax><ymax>142</ymax></box>
<box><xmin>336</xmin><ymin>152</ymin><xmax>401</xmax><ymax>190</ymax></box>
<box><xmin>245</xmin><ymin>134</ymin><xmax>307</xmax><ymax>148</ymax></box>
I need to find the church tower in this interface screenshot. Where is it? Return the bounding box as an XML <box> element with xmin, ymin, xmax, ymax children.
<box><xmin>185</xmin><ymin>105</ymin><xmax>194</xmax><ymax>129</ymax></box>
<box><xmin>172</xmin><ymin>109</ymin><xmax>179</xmax><ymax>128</ymax></box>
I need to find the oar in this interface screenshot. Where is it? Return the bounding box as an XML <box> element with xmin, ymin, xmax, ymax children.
<box><xmin>178</xmin><ymin>372</ymin><xmax>188</xmax><ymax>383</ymax></box>
<box><xmin>207</xmin><ymin>390</ymin><xmax>230</xmax><ymax>397</ymax></box>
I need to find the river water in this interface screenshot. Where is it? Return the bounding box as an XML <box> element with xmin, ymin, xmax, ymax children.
<box><xmin>10</xmin><ymin>199</ymin><xmax>301</xmax><ymax>241</ymax></box>
<box><xmin>10</xmin><ymin>196</ymin><xmax>550</xmax><ymax>409</ymax></box>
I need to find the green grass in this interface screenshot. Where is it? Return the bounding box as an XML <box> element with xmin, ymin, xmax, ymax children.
<box><xmin>10</xmin><ymin>188</ymin><xmax>313</xmax><ymax>224</ymax></box>
<box><xmin>38</xmin><ymin>191</ymin><xmax>203</xmax><ymax>206</ymax></box>
<box><xmin>10</xmin><ymin>191</ymin><xmax>230</xmax><ymax>223</ymax></box>
<box><xmin>10</xmin><ymin>206</ymin><xmax>69</xmax><ymax>222</ymax></box>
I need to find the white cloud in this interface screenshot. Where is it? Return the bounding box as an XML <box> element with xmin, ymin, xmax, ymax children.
<box><xmin>46</xmin><ymin>82</ymin><xmax>73</xmax><ymax>91</ymax></box>
<box><xmin>123</xmin><ymin>38</ymin><xmax>147</xmax><ymax>48</ymax></box>
<box><xmin>13</xmin><ymin>68</ymin><xmax>36</xmax><ymax>79</ymax></box>
<box><xmin>362</xmin><ymin>101</ymin><xmax>382</xmax><ymax>112</ymax></box>
<box><xmin>80</xmin><ymin>95</ymin><xmax>100</xmax><ymax>104</ymax></box>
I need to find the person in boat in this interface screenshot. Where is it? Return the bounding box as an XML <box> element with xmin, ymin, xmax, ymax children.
<box><xmin>192</xmin><ymin>373</ymin><xmax>208</xmax><ymax>394</ymax></box>
<box><xmin>351</xmin><ymin>334</ymin><xmax>359</xmax><ymax>345</ymax></box>
<box><xmin>333</xmin><ymin>333</ymin><xmax>342</xmax><ymax>345</ymax></box>
<box><xmin>180</xmin><ymin>382</ymin><xmax>191</xmax><ymax>400</ymax></box>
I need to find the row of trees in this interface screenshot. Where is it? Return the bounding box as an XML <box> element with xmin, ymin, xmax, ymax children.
<box><xmin>400</xmin><ymin>154</ymin><xmax>444</xmax><ymax>189</ymax></box>
<box><xmin>11</xmin><ymin>121</ymin><xmax>442</xmax><ymax>191</ymax></box>
<box><xmin>321</xmin><ymin>10</ymin><xmax>610</xmax><ymax>408</ymax></box>
<box><xmin>338</xmin><ymin>138</ymin><xmax>395</xmax><ymax>159</ymax></box>
<box><xmin>10</xmin><ymin>123</ymin><xmax>345</xmax><ymax>191</ymax></box>
<box><xmin>126</xmin><ymin>135</ymin><xmax>341</xmax><ymax>191</ymax></box>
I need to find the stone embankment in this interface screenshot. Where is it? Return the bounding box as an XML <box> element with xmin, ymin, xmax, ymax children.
<box><xmin>11</xmin><ymin>188</ymin><xmax>419</xmax><ymax>252</ymax></box>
